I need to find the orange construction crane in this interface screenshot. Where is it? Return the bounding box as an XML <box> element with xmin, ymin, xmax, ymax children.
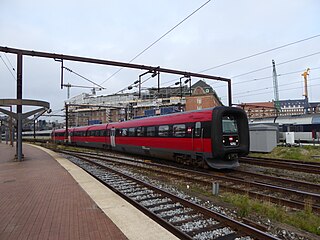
<box><xmin>302</xmin><ymin>68</ymin><xmax>310</xmax><ymax>98</ymax></box>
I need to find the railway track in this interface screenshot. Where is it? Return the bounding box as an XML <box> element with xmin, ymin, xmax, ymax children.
<box><xmin>57</xmin><ymin>149</ymin><xmax>320</xmax><ymax>214</ymax></box>
<box><xmin>64</xmin><ymin>151</ymin><xmax>278</xmax><ymax>240</ymax></box>
<box><xmin>240</xmin><ymin>156</ymin><xmax>320</xmax><ymax>174</ymax></box>
<box><xmin>229</xmin><ymin>169</ymin><xmax>320</xmax><ymax>194</ymax></box>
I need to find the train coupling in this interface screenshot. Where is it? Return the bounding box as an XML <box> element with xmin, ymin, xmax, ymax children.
<box><xmin>227</xmin><ymin>153</ymin><xmax>238</xmax><ymax>160</ymax></box>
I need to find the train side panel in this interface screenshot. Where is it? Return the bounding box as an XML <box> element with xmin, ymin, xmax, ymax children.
<box><xmin>52</xmin><ymin>107</ymin><xmax>249</xmax><ymax>169</ymax></box>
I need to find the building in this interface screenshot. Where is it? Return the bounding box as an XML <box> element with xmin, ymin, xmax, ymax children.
<box><xmin>238</xmin><ymin>99</ymin><xmax>320</xmax><ymax>119</ymax></box>
<box><xmin>238</xmin><ymin>102</ymin><xmax>276</xmax><ymax>119</ymax></box>
<box><xmin>65</xmin><ymin>80</ymin><xmax>223</xmax><ymax>126</ymax></box>
<box><xmin>186</xmin><ymin>80</ymin><xmax>222</xmax><ymax>111</ymax></box>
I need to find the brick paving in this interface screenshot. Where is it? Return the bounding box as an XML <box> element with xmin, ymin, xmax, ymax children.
<box><xmin>0</xmin><ymin>143</ymin><xmax>127</xmax><ymax>240</ymax></box>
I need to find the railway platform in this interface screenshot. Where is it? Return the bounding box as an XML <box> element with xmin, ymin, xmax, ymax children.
<box><xmin>0</xmin><ymin>143</ymin><xmax>177</xmax><ymax>240</ymax></box>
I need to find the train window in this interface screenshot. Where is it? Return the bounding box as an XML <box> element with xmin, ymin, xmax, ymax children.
<box><xmin>173</xmin><ymin>124</ymin><xmax>186</xmax><ymax>137</ymax></box>
<box><xmin>122</xmin><ymin>129</ymin><xmax>128</xmax><ymax>136</ymax></box>
<box><xmin>158</xmin><ymin>125</ymin><xmax>169</xmax><ymax>137</ymax></box>
<box><xmin>222</xmin><ymin>116</ymin><xmax>238</xmax><ymax>134</ymax></box>
<box><xmin>115</xmin><ymin>129</ymin><xmax>121</xmax><ymax>136</ymax></box>
<box><xmin>146</xmin><ymin>126</ymin><xmax>156</xmax><ymax>137</ymax></box>
<box><xmin>195</xmin><ymin>122</ymin><xmax>201</xmax><ymax>137</ymax></box>
<box><xmin>128</xmin><ymin>128</ymin><xmax>135</xmax><ymax>137</ymax></box>
<box><xmin>137</xmin><ymin>127</ymin><xmax>144</xmax><ymax>136</ymax></box>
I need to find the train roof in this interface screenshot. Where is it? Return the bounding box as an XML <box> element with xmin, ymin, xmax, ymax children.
<box><xmin>87</xmin><ymin>124</ymin><xmax>108</xmax><ymax>131</ymax></box>
<box><xmin>71</xmin><ymin>126</ymin><xmax>90</xmax><ymax>132</ymax></box>
<box><xmin>22</xmin><ymin>130</ymin><xmax>52</xmax><ymax>134</ymax></box>
<box><xmin>53</xmin><ymin>106</ymin><xmax>242</xmax><ymax>132</ymax></box>
<box><xmin>250</xmin><ymin>114</ymin><xmax>320</xmax><ymax>125</ymax></box>
<box><xmin>53</xmin><ymin>128</ymin><xmax>66</xmax><ymax>133</ymax></box>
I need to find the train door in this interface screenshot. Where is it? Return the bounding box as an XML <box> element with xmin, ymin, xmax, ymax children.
<box><xmin>192</xmin><ymin>122</ymin><xmax>203</xmax><ymax>152</ymax></box>
<box><xmin>110</xmin><ymin>128</ymin><xmax>116</xmax><ymax>147</ymax></box>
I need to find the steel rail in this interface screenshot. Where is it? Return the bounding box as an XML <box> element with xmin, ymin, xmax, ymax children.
<box><xmin>243</xmin><ymin>156</ymin><xmax>320</xmax><ymax>166</ymax></box>
<box><xmin>231</xmin><ymin>169</ymin><xmax>320</xmax><ymax>193</ymax></box>
<box><xmin>240</xmin><ymin>157</ymin><xmax>320</xmax><ymax>174</ymax></box>
<box><xmin>64</xmin><ymin>151</ymin><xmax>278</xmax><ymax>240</ymax></box>
<box><xmin>58</xmin><ymin>149</ymin><xmax>320</xmax><ymax>213</ymax></box>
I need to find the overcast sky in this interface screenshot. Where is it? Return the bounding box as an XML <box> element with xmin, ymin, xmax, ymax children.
<box><xmin>1</xmin><ymin>0</ymin><xmax>320</xmax><ymax>118</ymax></box>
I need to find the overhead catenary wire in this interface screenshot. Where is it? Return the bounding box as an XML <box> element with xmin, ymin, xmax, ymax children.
<box><xmin>3</xmin><ymin>53</ymin><xmax>15</xmax><ymax>72</ymax></box>
<box><xmin>200</xmin><ymin>34</ymin><xmax>320</xmax><ymax>73</ymax></box>
<box><xmin>209</xmin><ymin>66</ymin><xmax>320</xmax><ymax>89</ymax></box>
<box><xmin>100</xmin><ymin>0</ymin><xmax>212</xmax><ymax>86</ymax></box>
<box><xmin>160</xmin><ymin>34</ymin><xmax>320</xmax><ymax>87</ymax></box>
<box><xmin>63</xmin><ymin>66</ymin><xmax>105</xmax><ymax>89</ymax></box>
<box><xmin>0</xmin><ymin>54</ymin><xmax>16</xmax><ymax>81</ymax></box>
<box><xmin>233</xmin><ymin>77</ymin><xmax>320</xmax><ymax>97</ymax></box>
<box><xmin>231</xmin><ymin>51</ymin><xmax>320</xmax><ymax>79</ymax></box>
<box><xmin>221</xmin><ymin>76</ymin><xmax>320</xmax><ymax>100</ymax></box>
<box><xmin>232</xmin><ymin>82</ymin><xmax>320</xmax><ymax>102</ymax></box>
<box><xmin>116</xmin><ymin>76</ymin><xmax>153</xmax><ymax>94</ymax></box>
<box><xmin>160</xmin><ymin>66</ymin><xmax>320</xmax><ymax>91</ymax></box>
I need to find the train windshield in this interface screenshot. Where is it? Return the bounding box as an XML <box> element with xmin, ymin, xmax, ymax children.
<box><xmin>222</xmin><ymin>116</ymin><xmax>238</xmax><ymax>134</ymax></box>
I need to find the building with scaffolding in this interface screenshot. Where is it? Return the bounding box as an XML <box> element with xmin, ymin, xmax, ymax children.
<box><xmin>66</xmin><ymin>80</ymin><xmax>222</xmax><ymax>126</ymax></box>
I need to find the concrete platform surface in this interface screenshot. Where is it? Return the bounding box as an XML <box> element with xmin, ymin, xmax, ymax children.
<box><xmin>0</xmin><ymin>143</ymin><xmax>178</xmax><ymax>240</ymax></box>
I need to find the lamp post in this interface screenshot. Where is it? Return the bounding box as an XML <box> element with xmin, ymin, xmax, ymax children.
<box><xmin>175</xmin><ymin>77</ymin><xmax>183</xmax><ymax>99</ymax></box>
<box><xmin>175</xmin><ymin>76</ymin><xmax>190</xmax><ymax>99</ymax></box>
<box><xmin>131</xmin><ymin>68</ymin><xmax>160</xmax><ymax>98</ymax></box>
<box><xmin>184</xmin><ymin>77</ymin><xmax>192</xmax><ymax>96</ymax></box>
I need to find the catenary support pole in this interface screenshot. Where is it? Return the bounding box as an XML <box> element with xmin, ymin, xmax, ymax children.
<box><xmin>17</xmin><ymin>53</ymin><xmax>23</xmax><ymax>161</ymax></box>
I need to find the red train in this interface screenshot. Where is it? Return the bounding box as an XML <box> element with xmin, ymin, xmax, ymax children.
<box><xmin>52</xmin><ymin>107</ymin><xmax>249</xmax><ymax>169</ymax></box>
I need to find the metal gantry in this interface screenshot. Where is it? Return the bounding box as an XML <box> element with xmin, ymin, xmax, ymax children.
<box><xmin>0</xmin><ymin>46</ymin><xmax>233</xmax><ymax>160</ymax></box>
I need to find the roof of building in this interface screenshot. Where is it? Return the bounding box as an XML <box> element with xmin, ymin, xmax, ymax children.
<box><xmin>310</xmin><ymin>102</ymin><xmax>320</xmax><ymax>107</ymax></box>
<box><xmin>191</xmin><ymin>80</ymin><xmax>214</xmax><ymax>93</ymax></box>
<box><xmin>278</xmin><ymin>99</ymin><xmax>307</xmax><ymax>108</ymax></box>
<box><xmin>239</xmin><ymin>102</ymin><xmax>275</xmax><ymax>109</ymax></box>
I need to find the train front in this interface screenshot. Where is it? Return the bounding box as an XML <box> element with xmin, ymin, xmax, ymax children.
<box><xmin>208</xmin><ymin>107</ymin><xmax>249</xmax><ymax>169</ymax></box>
